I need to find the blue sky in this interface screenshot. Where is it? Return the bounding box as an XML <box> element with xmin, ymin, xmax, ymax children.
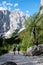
<box><xmin>0</xmin><ymin>0</ymin><xmax>40</xmax><ymax>16</ymax></box>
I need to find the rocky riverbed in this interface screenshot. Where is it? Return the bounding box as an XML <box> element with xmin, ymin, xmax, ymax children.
<box><xmin>0</xmin><ymin>52</ymin><xmax>43</xmax><ymax>65</ymax></box>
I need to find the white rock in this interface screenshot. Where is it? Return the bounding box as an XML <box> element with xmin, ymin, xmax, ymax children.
<box><xmin>0</xmin><ymin>10</ymin><xmax>29</xmax><ymax>38</ymax></box>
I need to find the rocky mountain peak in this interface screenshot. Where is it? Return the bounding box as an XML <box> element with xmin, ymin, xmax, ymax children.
<box><xmin>0</xmin><ymin>10</ymin><xmax>29</xmax><ymax>38</ymax></box>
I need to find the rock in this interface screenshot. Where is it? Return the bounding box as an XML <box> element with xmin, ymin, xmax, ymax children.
<box><xmin>0</xmin><ymin>10</ymin><xmax>29</xmax><ymax>38</ymax></box>
<box><xmin>0</xmin><ymin>52</ymin><xmax>43</xmax><ymax>65</ymax></box>
<box><xmin>1</xmin><ymin>62</ymin><xmax>17</xmax><ymax>65</ymax></box>
<box><xmin>26</xmin><ymin>45</ymin><xmax>43</xmax><ymax>56</ymax></box>
<box><xmin>26</xmin><ymin>47</ymin><xmax>33</xmax><ymax>56</ymax></box>
<box><xmin>0</xmin><ymin>10</ymin><xmax>10</xmax><ymax>38</ymax></box>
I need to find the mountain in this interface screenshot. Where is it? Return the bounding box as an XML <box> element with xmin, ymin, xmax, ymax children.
<box><xmin>0</xmin><ymin>10</ymin><xmax>10</xmax><ymax>38</ymax></box>
<box><xmin>0</xmin><ymin>10</ymin><xmax>29</xmax><ymax>38</ymax></box>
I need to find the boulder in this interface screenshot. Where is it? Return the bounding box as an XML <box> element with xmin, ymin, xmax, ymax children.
<box><xmin>26</xmin><ymin>45</ymin><xmax>43</xmax><ymax>56</ymax></box>
<box><xmin>1</xmin><ymin>62</ymin><xmax>17</xmax><ymax>65</ymax></box>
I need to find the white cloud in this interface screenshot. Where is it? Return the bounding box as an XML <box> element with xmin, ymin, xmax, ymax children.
<box><xmin>8</xmin><ymin>6</ymin><xmax>12</xmax><ymax>11</ymax></box>
<box><xmin>0</xmin><ymin>7</ymin><xmax>7</xmax><ymax>10</ymax></box>
<box><xmin>2</xmin><ymin>1</ymin><xmax>13</xmax><ymax>6</ymax></box>
<box><xmin>0</xmin><ymin>1</ymin><xmax>19</xmax><ymax>11</ymax></box>
<box><xmin>14</xmin><ymin>3</ymin><xmax>19</xmax><ymax>7</ymax></box>
<box><xmin>7</xmin><ymin>3</ymin><xmax>13</xmax><ymax>6</ymax></box>
<box><xmin>0</xmin><ymin>1</ymin><xmax>7</xmax><ymax>10</ymax></box>
<box><xmin>26</xmin><ymin>10</ymin><xmax>29</xmax><ymax>13</ymax></box>
<box><xmin>2</xmin><ymin>1</ymin><xmax>6</xmax><ymax>5</ymax></box>
<box><xmin>0</xmin><ymin>1</ymin><xmax>13</xmax><ymax>11</ymax></box>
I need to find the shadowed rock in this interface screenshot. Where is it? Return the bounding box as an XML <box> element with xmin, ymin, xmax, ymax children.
<box><xmin>1</xmin><ymin>62</ymin><xmax>17</xmax><ymax>65</ymax></box>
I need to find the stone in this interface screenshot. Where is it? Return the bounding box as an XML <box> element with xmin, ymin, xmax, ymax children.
<box><xmin>1</xmin><ymin>62</ymin><xmax>17</xmax><ymax>65</ymax></box>
<box><xmin>26</xmin><ymin>45</ymin><xmax>43</xmax><ymax>56</ymax></box>
<box><xmin>0</xmin><ymin>52</ymin><xmax>43</xmax><ymax>65</ymax></box>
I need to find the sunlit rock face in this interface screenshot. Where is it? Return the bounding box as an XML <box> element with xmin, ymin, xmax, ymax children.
<box><xmin>9</xmin><ymin>10</ymin><xmax>28</xmax><ymax>33</ymax></box>
<box><xmin>0</xmin><ymin>10</ymin><xmax>28</xmax><ymax>38</ymax></box>
<box><xmin>41</xmin><ymin>0</ymin><xmax>43</xmax><ymax>6</ymax></box>
<box><xmin>40</xmin><ymin>0</ymin><xmax>43</xmax><ymax>14</ymax></box>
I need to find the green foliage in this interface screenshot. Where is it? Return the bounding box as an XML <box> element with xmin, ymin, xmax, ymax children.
<box><xmin>0</xmin><ymin>34</ymin><xmax>22</xmax><ymax>55</ymax></box>
<box><xmin>17</xmin><ymin>29</ymin><xmax>34</xmax><ymax>51</ymax></box>
<box><xmin>25</xmin><ymin>13</ymin><xmax>43</xmax><ymax>46</ymax></box>
<box><xmin>40</xmin><ymin>6</ymin><xmax>43</xmax><ymax>11</ymax></box>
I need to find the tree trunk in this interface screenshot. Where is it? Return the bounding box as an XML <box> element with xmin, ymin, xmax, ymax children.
<box><xmin>33</xmin><ymin>27</ymin><xmax>38</xmax><ymax>46</ymax></box>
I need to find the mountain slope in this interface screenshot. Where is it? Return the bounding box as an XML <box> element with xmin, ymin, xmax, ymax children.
<box><xmin>0</xmin><ymin>10</ymin><xmax>10</xmax><ymax>38</ymax></box>
<box><xmin>0</xmin><ymin>10</ymin><xmax>29</xmax><ymax>38</ymax></box>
